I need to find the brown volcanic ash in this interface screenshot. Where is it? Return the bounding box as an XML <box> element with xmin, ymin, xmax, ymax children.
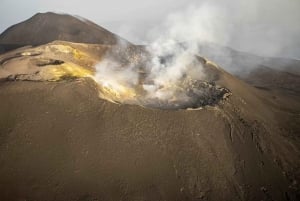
<box><xmin>0</xmin><ymin>11</ymin><xmax>299</xmax><ymax>200</ymax></box>
<box><xmin>0</xmin><ymin>40</ymin><xmax>299</xmax><ymax>201</ymax></box>
<box><xmin>0</xmin><ymin>41</ymin><xmax>299</xmax><ymax>201</ymax></box>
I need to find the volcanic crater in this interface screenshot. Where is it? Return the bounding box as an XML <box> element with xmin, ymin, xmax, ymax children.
<box><xmin>0</xmin><ymin>42</ymin><xmax>231</xmax><ymax>110</ymax></box>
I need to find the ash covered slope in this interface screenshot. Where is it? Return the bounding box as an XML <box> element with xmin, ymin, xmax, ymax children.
<box><xmin>0</xmin><ymin>41</ymin><xmax>299</xmax><ymax>200</ymax></box>
<box><xmin>0</xmin><ymin>13</ymin><xmax>299</xmax><ymax>201</ymax></box>
<box><xmin>0</xmin><ymin>12</ymin><xmax>129</xmax><ymax>53</ymax></box>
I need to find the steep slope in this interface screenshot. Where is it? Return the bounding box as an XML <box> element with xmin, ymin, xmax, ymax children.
<box><xmin>0</xmin><ymin>12</ymin><xmax>129</xmax><ymax>53</ymax></box>
<box><xmin>0</xmin><ymin>41</ymin><xmax>299</xmax><ymax>201</ymax></box>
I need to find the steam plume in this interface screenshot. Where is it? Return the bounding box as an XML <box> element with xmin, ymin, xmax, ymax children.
<box><xmin>94</xmin><ymin>2</ymin><xmax>238</xmax><ymax>108</ymax></box>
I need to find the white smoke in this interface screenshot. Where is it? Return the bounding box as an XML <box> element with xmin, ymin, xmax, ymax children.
<box><xmin>94</xmin><ymin>2</ymin><xmax>238</xmax><ymax>107</ymax></box>
<box><xmin>105</xmin><ymin>0</ymin><xmax>300</xmax><ymax>76</ymax></box>
<box><xmin>144</xmin><ymin>42</ymin><xmax>204</xmax><ymax>100</ymax></box>
<box><xmin>95</xmin><ymin>59</ymin><xmax>138</xmax><ymax>92</ymax></box>
<box><xmin>143</xmin><ymin>2</ymin><xmax>225</xmax><ymax>97</ymax></box>
<box><xmin>148</xmin><ymin>2</ymin><xmax>229</xmax><ymax>46</ymax></box>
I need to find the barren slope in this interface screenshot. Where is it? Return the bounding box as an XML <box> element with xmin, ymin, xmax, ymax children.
<box><xmin>0</xmin><ymin>41</ymin><xmax>299</xmax><ymax>201</ymax></box>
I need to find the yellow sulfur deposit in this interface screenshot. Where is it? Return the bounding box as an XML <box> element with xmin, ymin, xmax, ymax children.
<box><xmin>42</xmin><ymin>63</ymin><xmax>93</xmax><ymax>81</ymax></box>
<box><xmin>97</xmin><ymin>80</ymin><xmax>137</xmax><ymax>103</ymax></box>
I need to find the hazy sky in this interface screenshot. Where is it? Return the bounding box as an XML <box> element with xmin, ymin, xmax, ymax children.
<box><xmin>1</xmin><ymin>0</ymin><xmax>300</xmax><ymax>58</ymax></box>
